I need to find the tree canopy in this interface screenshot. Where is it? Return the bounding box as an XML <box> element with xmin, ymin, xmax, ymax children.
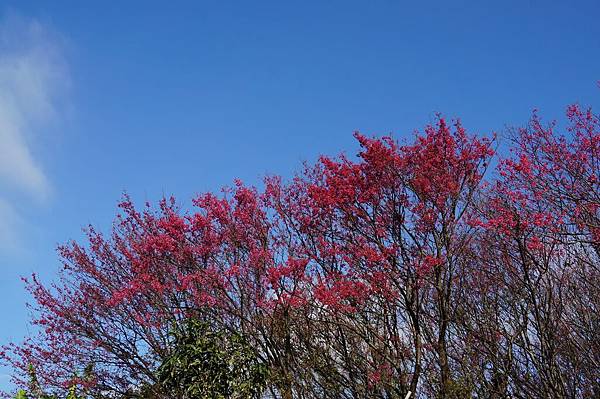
<box><xmin>2</xmin><ymin>103</ymin><xmax>599</xmax><ymax>398</ymax></box>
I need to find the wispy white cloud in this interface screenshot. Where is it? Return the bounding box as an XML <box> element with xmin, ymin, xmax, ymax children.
<box><xmin>0</xmin><ymin>13</ymin><xmax>69</xmax><ymax>254</ymax></box>
<box><xmin>0</xmin><ymin>198</ymin><xmax>25</xmax><ymax>254</ymax></box>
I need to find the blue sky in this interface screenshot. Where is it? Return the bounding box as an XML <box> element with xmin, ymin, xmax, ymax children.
<box><xmin>0</xmin><ymin>0</ymin><xmax>599</xmax><ymax>390</ymax></box>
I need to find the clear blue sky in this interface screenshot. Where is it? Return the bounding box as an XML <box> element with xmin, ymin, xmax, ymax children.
<box><xmin>0</xmin><ymin>0</ymin><xmax>599</xmax><ymax>390</ymax></box>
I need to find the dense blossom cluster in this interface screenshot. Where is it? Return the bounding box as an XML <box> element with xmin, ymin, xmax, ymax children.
<box><xmin>2</xmin><ymin>104</ymin><xmax>599</xmax><ymax>398</ymax></box>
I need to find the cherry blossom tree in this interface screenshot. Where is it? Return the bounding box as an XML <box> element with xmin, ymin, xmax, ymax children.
<box><xmin>2</xmin><ymin>102</ymin><xmax>598</xmax><ymax>398</ymax></box>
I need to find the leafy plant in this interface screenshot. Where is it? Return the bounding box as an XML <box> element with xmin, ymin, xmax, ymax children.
<box><xmin>156</xmin><ymin>319</ymin><xmax>268</xmax><ymax>399</ymax></box>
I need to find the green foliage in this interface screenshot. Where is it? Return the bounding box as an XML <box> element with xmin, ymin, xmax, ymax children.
<box><xmin>65</xmin><ymin>385</ymin><xmax>78</xmax><ymax>399</ymax></box>
<box><xmin>445</xmin><ymin>378</ymin><xmax>474</xmax><ymax>399</ymax></box>
<box><xmin>15</xmin><ymin>365</ymin><xmax>83</xmax><ymax>399</ymax></box>
<box><xmin>15</xmin><ymin>390</ymin><xmax>28</xmax><ymax>399</ymax></box>
<box><xmin>14</xmin><ymin>386</ymin><xmax>80</xmax><ymax>399</ymax></box>
<box><xmin>156</xmin><ymin>319</ymin><xmax>269</xmax><ymax>399</ymax></box>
